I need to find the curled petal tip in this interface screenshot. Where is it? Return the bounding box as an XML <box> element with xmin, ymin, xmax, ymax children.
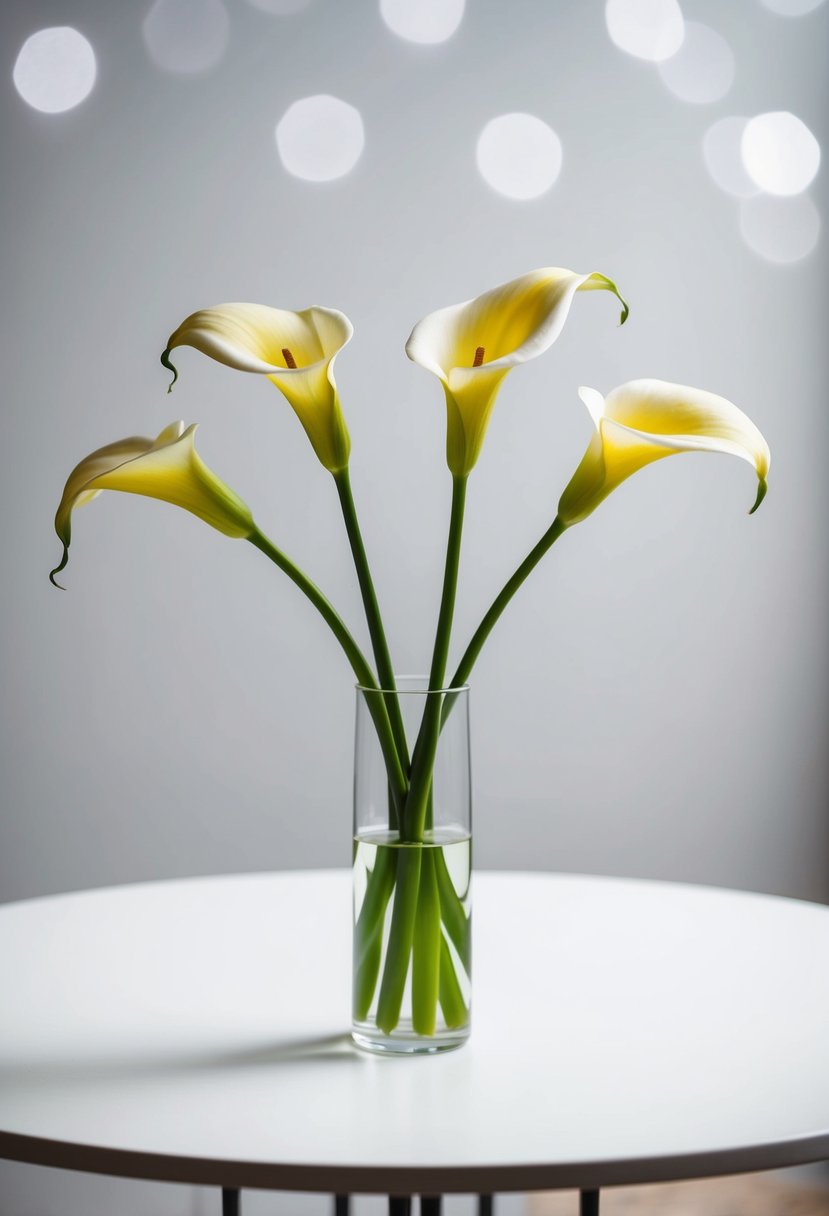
<box><xmin>586</xmin><ymin>272</ymin><xmax>628</xmax><ymax>326</ymax></box>
<box><xmin>749</xmin><ymin>479</ymin><xmax>768</xmax><ymax>515</ymax></box>
<box><xmin>160</xmin><ymin>348</ymin><xmax>178</xmax><ymax>394</ymax></box>
<box><xmin>605</xmin><ymin>278</ymin><xmax>629</xmax><ymax>326</ymax></box>
<box><xmin>49</xmin><ymin>544</ymin><xmax>69</xmax><ymax>590</ymax></box>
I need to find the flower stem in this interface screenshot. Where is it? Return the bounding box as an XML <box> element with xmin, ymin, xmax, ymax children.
<box><xmin>353</xmin><ymin>846</ymin><xmax>398</xmax><ymax>1021</ymax></box>
<box><xmin>404</xmin><ymin>475</ymin><xmax>468</xmax><ymax>842</ymax></box>
<box><xmin>247</xmin><ymin>527</ymin><xmax>407</xmax><ymax>812</ymax></box>
<box><xmin>411</xmin><ymin>849</ymin><xmax>441</xmax><ymax>1035</ymax></box>
<box><xmin>375</xmin><ymin>847</ymin><xmax>422</xmax><ymax>1033</ymax></box>
<box><xmin>434</xmin><ymin>850</ymin><xmax>471</xmax><ymax>973</ymax></box>
<box><xmin>450</xmin><ymin>515</ymin><xmax>568</xmax><ymax>693</ymax></box>
<box><xmin>439</xmin><ymin>934</ymin><xmax>468</xmax><ymax>1029</ymax></box>
<box><xmin>333</xmin><ymin>468</ymin><xmax>409</xmax><ymax>769</ymax></box>
<box><xmin>428</xmin><ymin>474</ymin><xmax>468</xmax><ymax>692</ymax></box>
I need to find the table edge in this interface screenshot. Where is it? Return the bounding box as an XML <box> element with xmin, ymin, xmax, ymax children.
<box><xmin>2</xmin><ymin>1128</ymin><xmax>828</xmax><ymax>1194</ymax></box>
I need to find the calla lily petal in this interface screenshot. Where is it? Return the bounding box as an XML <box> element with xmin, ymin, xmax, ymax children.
<box><xmin>405</xmin><ymin>267</ymin><xmax>629</xmax><ymax>476</ymax></box>
<box><xmin>51</xmin><ymin>421</ymin><xmax>254</xmax><ymax>587</ymax></box>
<box><xmin>557</xmin><ymin>379</ymin><xmax>771</xmax><ymax>527</ymax></box>
<box><xmin>162</xmin><ymin>303</ymin><xmax>353</xmax><ymax>473</ymax></box>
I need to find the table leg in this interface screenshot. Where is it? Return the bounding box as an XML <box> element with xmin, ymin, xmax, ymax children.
<box><xmin>478</xmin><ymin>1197</ymin><xmax>494</xmax><ymax>1216</ymax></box>
<box><xmin>421</xmin><ymin>1197</ymin><xmax>443</xmax><ymax>1215</ymax></box>
<box><xmin>335</xmin><ymin>1196</ymin><xmax>351</xmax><ymax>1216</ymax></box>
<box><xmin>389</xmin><ymin>1199</ymin><xmax>412</xmax><ymax>1216</ymax></box>
<box><xmin>222</xmin><ymin>1187</ymin><xmax>240</xmax><ymax>1216</ymax></box>
<box><xmin>580</xmin><ymin>1189</ymin><xmax>600</xmax><ymax>1216</ymax></box>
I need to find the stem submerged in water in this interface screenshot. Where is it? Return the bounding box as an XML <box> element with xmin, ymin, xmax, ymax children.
<box><xmin>375</xmin><ymin>847</ymin><xmax>423</xmax><ymax>1034</ymax></box>
<box><xmin>353</xmin><ymin>834</ymin><xmax>471</xmax><ymax>1039</ymax></box>
<box><xmin>411</xmin><ymin>850</ymin><xmax>441</xmax><ymax>1035</ymax></box>
<box><xmin>353</xmin><ymin>846</ymin><xmax>398</xmax><ymax>1020</ymax></box>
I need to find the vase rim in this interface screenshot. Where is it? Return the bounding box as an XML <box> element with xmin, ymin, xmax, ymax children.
<box><xmin>355</xmin><ymin>673</ymin><xmax>469</xmax><ymax>696</ymax></box>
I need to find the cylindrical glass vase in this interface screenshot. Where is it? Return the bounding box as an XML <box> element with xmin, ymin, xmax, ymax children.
<box><xmin>352</xmin><ymin>677</ymin><xmax>472</xmax><ymax>1054</ymax></box>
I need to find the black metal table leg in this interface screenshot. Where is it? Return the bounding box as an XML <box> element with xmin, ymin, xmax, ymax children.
<box><xmin>421</xmin><ymin>1197</ymin><xmax>442</xmax><ymax>1215</ymax></box>
<box><xmin>389</xmin><ymin>1198</ymin><xmax>412</xmax><ymax>1216</ymax></box>
<box><xmin>222</xmin><ymin>1188</ymin><xmax>240</xmax><ymax>1216</ymax></box>
<box><xmin>478</xmin><ymin>1197</ymin><xmax>493</xmax><ymax>1216</ymax></box>
<box><xmin>335</xmin><ymin>1196</ymin><xmax>351</xmax><ymax>1216</ymax></box>
<box><xmin>580</xmin><ymin>1189</ymin><xmax>600</xmax><ymax>1216</ymax></box>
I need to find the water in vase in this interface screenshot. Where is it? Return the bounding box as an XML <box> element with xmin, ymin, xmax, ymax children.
<box><xmin>352</xmin><ymin>828</ymin><xmax>471</xmax><ymax>1053</ymax></box>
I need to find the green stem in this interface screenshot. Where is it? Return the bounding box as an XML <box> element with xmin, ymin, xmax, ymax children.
<box><xmin>411</xmin><ymin>850</ymin><xmax>441</xmax><ymax>1035</ymax></box>
<box><xmin>353</xmin><ymin>847</ymin><xmax>398</xmax><ymax>1021</ymax></box>
<box><xmin>447</xmin><ymin>514</ymin><xmax>568</xmax><ymax>701</ymax></box>
<box><xmin>247</xmin><ymin>527</ymin><xmax>407</xmax><ymax>812</ymax></box>
<box><xmin>439</xmin><ymin>934</ymin><xmax>468</xmax><ymax>1029</ymax></box>
<box><xmin>333</xmin><ymin>469</ymin><xmax>409</xmax><ymax>771</ymax></box>
<box><xmin>428</xmin><ymin>474</ymin><xmax>468</xmax><ymax>692</ymax></box>
<box><xmin>435</xmin><ymin>851</ymin><xmax>471</xmax><ymax>974</ymax></box>
<box><xmin>404</xmin><ymin>475</ymin><xmax>468</xmax><ymax>842</ymax></box>
<box><xmin>375</xmin><ymin>847</ymin><xmax>422</xmax><ymax>1033</ymax></box>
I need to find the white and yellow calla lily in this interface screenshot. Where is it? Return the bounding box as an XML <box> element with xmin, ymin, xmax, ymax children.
<box><xmin>51</xmin><ymin>421</ymin><xmax>254</xmax><ymax>586</ymax></box>
<box><xmin>162</xmin><ymin>303</ymin><xmax>353</xmax><ymax>473</ymax></box>
<box><xmin>405</xmin><ymin>267</ymin><xmax>629</xmax><ymax>476</ymax></box>
<box><xmin>557</xmin><ymin>379</ymin><xmax>770</xmax><ymax>527</ymax></box>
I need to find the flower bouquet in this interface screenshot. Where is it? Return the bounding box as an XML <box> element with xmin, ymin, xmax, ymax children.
<box><xmin>51</xmin><ymin>267</ymin><xmax>769</xmax><ymax>1053</ymax></box>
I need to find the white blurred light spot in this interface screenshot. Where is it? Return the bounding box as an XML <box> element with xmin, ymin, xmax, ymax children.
<box><xmin>380</xmin><ymin>0</ymin><xmax>465</xmax><ymax>44</ymax></box>
<box><xmin>703</xmin><ymin>117</ymin><xmax>760</xmax><ymax>198</ymax></box>
<box><xmin>13</xmin><ymin>27</ymin><xmax>96</xmax><ymax>114</ymax></box>
<box><xmin>740</xmin><ymin>193</ymin><xmax>820</xmax><ymax>263</ymax></box>
<box><xmin>276</xmin><ymin>95</ymin><xmax>364</xmax><ymax>182</ymax></box>
<box><xmin>605</xmin><ymin>0</ymin><xmax>685</xmax><ymax>61</ymax></box>
<box><xmin>245</xmin><ymin>0</ymin><xmax>312</xmax><ymax>13</ymax></box>
<box><xmin>759</xmin><ymin>0</ymin><xmax>825</xmax><ymax>15</ymax></box>
<box><xmin>143</xmin><ymin>0</ymin><xmax>229</xmax><ymax>75</ymax></box>
<box><xmin>741</xmin><ymin>111</ymin><xmax>820</xmax><ymax>196</ymax></box>
<box><xmin>657</xmin><ymin>21</ymin><xmax>734</xmax><ymax>103</ymax></box>
<box><xmin>476</xmin><ymin>114</ymin><xmax>562</xmax><ymax>201</ymax></box>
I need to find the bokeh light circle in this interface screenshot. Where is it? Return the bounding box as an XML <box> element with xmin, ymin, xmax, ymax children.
<box><xmin>703</xmin><ymin>117</ymin><xmax>760</xmax><ymax>198</ymax></box>
<box><xmin>143</xmin><ymin>0</ymin><xmax>229</xmax><ymax>75</ymax></box>
<box><xmin>476</xmin><ymin>113</ymin><xmax>562</xmax><ymax>201</ymax></box>
<box><xmin>380</xmin><ymin>0</ymin><xmax>465</xmax><ymax>44</ymax></box>
<box><xmin>740</xmin><ymin>193</ymin><xmax>820</xmax><ymax>263</ymax></box>
<box><xmin>759</xmin><ymin>0</ymin><xmax>825</xmax><ymax>15</ymax></box>
<box><xmin>658</xmin><ymin>21</ymin><xmax>734</xmax><ymax>104</ymax></box>
<box><xmin>276</xmin><ymin>95</ymin><xmax>365</xmax><ymax>182</ymax></box>
<box><xmin>605</xmin><ymin>0</ymin><xmax>685</xmax><ymax>61</ymax></box>
<box><xmin>741</xmin><ymin>111</ymin><xmax>820</xmax><ymax>196</ymax></box>
<box><xmin>13</xmin><ymin>27</ymin><xmax>96</xmax><ymax>114</ymax></box>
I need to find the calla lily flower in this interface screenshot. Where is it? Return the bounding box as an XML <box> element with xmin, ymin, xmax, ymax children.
<box><xmin>51</xmin><ymin>421</ymin><xmax>254</xmax><ymax>587</ymax></box>
<box><xmin>405</xmin><ymin>267</ymin><xmax>629</xmax><ymax>476</ymax></box>
<box><xmin>557</xmin><ymin>379</ymin><xmax>770</xmax><ymax>527</ymax></box>
<box><xmin>162</xmin><ymin>303</ymin><xmax>353</xmax><ymax>473</ymax></box>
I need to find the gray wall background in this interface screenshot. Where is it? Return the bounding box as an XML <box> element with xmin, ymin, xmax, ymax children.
<box><xmin>1</xmin><ymin>0</ymin><xmax>827</xmax><ymax>1212</ymax></box>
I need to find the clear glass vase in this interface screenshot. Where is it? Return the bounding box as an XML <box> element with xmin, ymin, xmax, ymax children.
<box><xmin>352</xmin><ymin>677</ymin><xmax>472</xmax><ymax>1054</ymax></box>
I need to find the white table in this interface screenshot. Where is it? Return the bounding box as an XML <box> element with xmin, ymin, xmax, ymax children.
<box><xmin>1</xmin><ymin>872</ymin><xmax>828</xmax><ymax>1215</ymax></box>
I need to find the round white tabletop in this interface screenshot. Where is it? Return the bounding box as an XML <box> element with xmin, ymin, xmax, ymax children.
<box><xmin>0</xmin><ymin>871</ymin><xmax>827</xmax><ymax>1195</ymax></box>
